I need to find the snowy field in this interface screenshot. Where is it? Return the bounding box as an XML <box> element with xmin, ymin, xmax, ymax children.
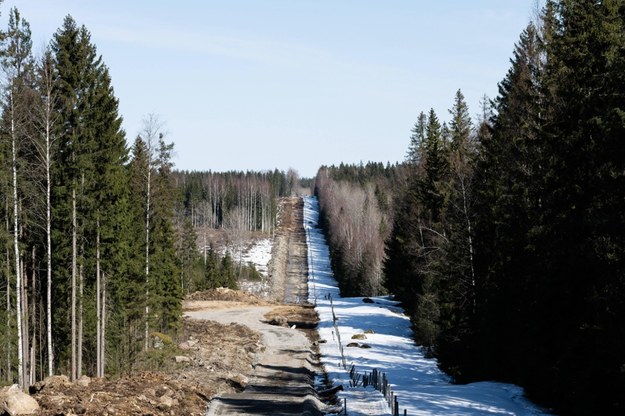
<box><xmin>304</xmin><ymin>196</ymin><xmax>549</xmax><ymax>416</ymax></box>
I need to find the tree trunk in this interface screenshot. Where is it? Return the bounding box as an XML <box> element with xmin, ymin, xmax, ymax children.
<box><xmin>29</xmin><ymin>248</ymin><xmax>36</xmax><ymax>386</ymax></box>
<box><xmin>5</xmin><ymin>245</ymin><xmax>11</xmax><ymax>383</ymax></box>
<box><xmin>144</xmin><ymin>159</ymin><xmax>151</xmax><ymax>351</ymax></box>
<box><xmin>96</xmin><ymin>217</ymin><xmax>101</xmax><ymax>377</ymax></box>
<box><xmin>78</xmin><ymin>261</ymin><xmax>83</xmax><ymax>378</ymax></box>
<box><xmin>45</xmin><ymin>110</ymin><xmax>53</xmax><ymax>377</ymax></box>
<box><xmin>71</xmin><ymin>186</ymin><xmax>77</xmax><ymax>381</ymax></box>
<box><xmin>12</xmin><ymin>113</ymin><xmax>25</xmax><ymax>390</ymax></box>
<box><xmin>100</xmin><ymin>272</ymin><xmax>106</xmax><ymax>377</ymax></box>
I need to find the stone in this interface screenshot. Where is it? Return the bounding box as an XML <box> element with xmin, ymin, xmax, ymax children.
<box><xmin>0</xmin><ymin>384</ymin><xmax>40</xmax><ymax>415</ymax></box>
<box><xmin>268</xmin><ymin>316</ymin><xmax>288</xmax><ymax>327</ymax></box>
<box><xmin>158</xmin><ymin>395</ymin><xmax>177</xmax><ymax>409</ymax></box>
<box><xmin>76</xmin><ymin>375</ymin><xmax>91</xmax><ymax>387</ymax></box>
<box><xmin>178</xmin><ymin>339</ymin><xmax>199</xmax><ymax>350</ymax></box>
<box><xmin>351</xmin><ymin>333</ymin><xmax>367</xmax><ymax>340</ymax></box>
<box><xmin>174</xmin><ymin>355</ymin><xmax>191</xmax><ymax>363</ymax></box>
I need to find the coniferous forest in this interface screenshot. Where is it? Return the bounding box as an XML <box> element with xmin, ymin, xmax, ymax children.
<box><xmin>0</xmin><ymin>11</ymin><xmax>189</xmax><ymax>385</ymax></box>
<box><xmin>316</xmin><ymin>1</ymin><xmax>625</xmax><ymax>414</ymax></box>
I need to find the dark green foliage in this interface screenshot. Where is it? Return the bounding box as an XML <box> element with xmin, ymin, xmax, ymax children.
<box><xmin>201</xmin><ymin>246</ymin><xmax>238</xmax><ymax>290</ymax></box>
<box><xmin>391</xmin><ymin>2</ymin><xmax>625</xmax><ymax>414</ymax></box>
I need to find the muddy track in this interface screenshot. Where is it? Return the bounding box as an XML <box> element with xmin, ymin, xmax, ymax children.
<box><xmin>269</xmin><ymin>197</ymin><xmax>309</xmax><ymax>304</ymax></box>
<box><xmin>198</xmin><ymin>197</ymin><xmax>324</xmax><ymax>416</ymax></box>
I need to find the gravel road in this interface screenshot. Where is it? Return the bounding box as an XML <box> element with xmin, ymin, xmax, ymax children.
<box><xmin>185</xmin><ymin>197</ymin><xmax>325</xmax><ymax>416</ymax></box>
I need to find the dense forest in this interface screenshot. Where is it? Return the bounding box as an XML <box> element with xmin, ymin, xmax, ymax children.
<box><xmin>0</xmin><ymin>10</ymin><xmax>191</xmax><ymax>386</ymax></box>
<box><xmin>316</xmin><ymin>1</ymin><xmax>625</xmax><ymax>414</ymax></box>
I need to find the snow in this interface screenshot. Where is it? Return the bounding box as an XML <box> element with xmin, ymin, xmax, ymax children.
<box><xmin>239</xmin><ymin>238</ymin><xmax>273</xmax><ymax>277</ymax></box>
<box><xmin>230</xmin><ymin>237</ymin><xmax>273</xmax><ymax>296</ymax></box>
<box><xmin>304</xmin><ymin>196</ymin><xmax>550</xmax><ymax>416</ymax></box>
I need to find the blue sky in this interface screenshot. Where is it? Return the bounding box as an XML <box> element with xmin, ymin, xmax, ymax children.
<box><xmin>4</xmin><ymin>1</ymin><xmax>534</xmax><ymax>177</ymax></box>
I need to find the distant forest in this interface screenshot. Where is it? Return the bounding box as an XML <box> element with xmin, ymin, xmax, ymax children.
<box><xmin>315</xmin><ymin>2</ymin><xmax>625</xmax><ymax>414</ymax></box>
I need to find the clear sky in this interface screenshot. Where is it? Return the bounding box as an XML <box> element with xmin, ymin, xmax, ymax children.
<box><xmin>3</xmin><ymin>1</ymin><xmax>535</xmax><ymax>178</ymax></box>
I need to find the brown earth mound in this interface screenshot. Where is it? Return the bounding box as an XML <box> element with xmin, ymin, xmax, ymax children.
<box><xmin>33</xmin><ymin>315</ymin><xmax>263</xmax><ymax>416</ymax></box>
<box><xmin>186</xmin><ymin>287</ymin><xmax>271</xmax><ymax>305</ymax></box>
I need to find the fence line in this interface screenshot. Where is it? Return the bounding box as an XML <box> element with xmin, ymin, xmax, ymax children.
<box><xmin>327</xmin><ymin>293</ymin><xmax>408</xmax><ymax>415</ymax></box>
<box><xmin>348</xmin><ymin>364</ymin><xmax>408</xmax><ymax>416</ymax></box>
<box><xmin>309</xmin><ymin>214</ymin><xmax>407</xmax><ymax>415</ymax></box>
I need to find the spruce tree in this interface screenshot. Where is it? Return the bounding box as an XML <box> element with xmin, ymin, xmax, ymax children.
<box><xmin>51</xmin><ymin>15</ymin><xmax>130</xmax><ymax>378</ymax></box>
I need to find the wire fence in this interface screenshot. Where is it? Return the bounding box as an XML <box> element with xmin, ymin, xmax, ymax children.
<box><xmin>308</xmin><ymin>213</ymin><xmax>408</xmax><ymax>415</ymax></box>
<box><xmin>327</xmin><ymin>293</ymin><xmax>409</xmax><ymax>416</ymax></box>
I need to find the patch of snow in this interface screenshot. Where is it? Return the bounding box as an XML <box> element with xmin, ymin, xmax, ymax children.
<box><xmin>240</xmin><ymin>238</ymin><xmax>273</xmax><ymax>277</ymax></box>
<box><xmin>304</xmin><ymin>195</ymin><xmax>550</xmax><ymax>416</ymax></box>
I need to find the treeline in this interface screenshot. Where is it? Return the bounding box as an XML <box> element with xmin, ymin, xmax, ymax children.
<box><xmin>317</xmin><ymin>1</ymin><xmax>625</xmax><ymax>414</ymax></box>
<box><xmin>0</xmin><ymin>10</ymin><xmax>186</xmax><ymax>388</ymax></box>
<box><xmin>315</xmin><ymin>162</ymin><xmax>405</xmax><ymax>296</ymax></box>
<box><xmin>173</xmin><ymin>168</ymin><xmax>298</xmax><ymax>233</ymax></box>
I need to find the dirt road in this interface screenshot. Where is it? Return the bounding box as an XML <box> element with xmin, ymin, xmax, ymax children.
<box><xmin>269</xmin><ymin>198</ymin><xmax>309</xmax><ymax>304</ymax></box>
<box><xmin>187</xmin><ymin>197</ymin><xmax>325</xmax><ymax>415</ymax></box>
<box><xmin>185</xmin><ymin>303</ymin><xmax>323</xmax><ymax>415</ymax></box>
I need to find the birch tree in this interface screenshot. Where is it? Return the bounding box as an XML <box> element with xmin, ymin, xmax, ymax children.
<box><xmin>33</xmin><ymin>48</ymin><xmax>57</xmax><ymax>377</ymax></box>
<box><xmin>1</xmin><ymin>7</ymin><xmax>34</xmax><ymax>389</ymax></box>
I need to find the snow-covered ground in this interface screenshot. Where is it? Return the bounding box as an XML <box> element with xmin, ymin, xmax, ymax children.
<box><xmin>304</xmin><ymin>196</ymin><xmax>549</xmax><ymax>416</ymax></box>
<box><xmin>239</xmin><ymin>238</ymin><xmax>273</xmax><ymax>277</ymax></box>
<box><xmin>227</xmin><ymin>237</ymin><xmax>273</xmax><ymax>296</ymax></box>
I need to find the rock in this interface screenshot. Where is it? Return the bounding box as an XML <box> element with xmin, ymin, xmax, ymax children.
<box><xmin>346</xmin><ymin>342</ymin><xmax>359</xmax><ymax>348</ymax></box>
<box><xmin>362</xmin><ymin>297</ymin><xmax>374</xmax><ymax>303</ymax></box>
<box><xmin>0</xmin><ymin>384</ymin><xmax>40</xmax><ymax>415</ymax></box>
<box><xmin>351</xmin><ymin>333</ymin><xmax>367</xmax><ymax>340</ymax></box>
<box><xmin>267</xmin><ymin>316</ymin><xmax>288</xmax><ymax>327</ymax></box>
<box><xmin>76</xmin><ymin>375</ymin><xmax>91</xmax><ymax>387</ymax></box>
<box><xmin>178</xmin><ymin>339</ymin><xmax>199</xmax><ymax>350</ymax></box>
<box><xmin>174</xmin><ymin>355</ymin><xmax>191</xmax><ymax>363</ymax></box>
<box><xmin>229</xmin><ymin>374</ymin><xmax>249</xmax><ymax>389</ymax></box>
<box><xmin>364</xmin><ymin>329</ymin><xmax>375</xmax><ymax>334</ymax></box>
<box><xmin>158</xmin><ymin>395</ymin><xmax>177</xmax><ymax>409</ymax></box>
<box><xmin>359</xmin><ymin>344</ymin><xmax>372</xmax><ymax>349</ymax></box>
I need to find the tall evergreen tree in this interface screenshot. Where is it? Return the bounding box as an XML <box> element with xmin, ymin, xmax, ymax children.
<box><xmin>51</xmin><ymin>15</ymin><xmax>130</xmax><ymax>379</ymax></box>
<box><xmin>148</xmin><ymin>136</ymin><xmax>182</xmax><ymax>335</ymax></box>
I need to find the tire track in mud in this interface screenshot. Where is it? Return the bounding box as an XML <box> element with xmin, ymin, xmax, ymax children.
<box><xmin>200</xmin><ymin>197</ymin><xmax>324</xmax><ymax>416</ymax></box>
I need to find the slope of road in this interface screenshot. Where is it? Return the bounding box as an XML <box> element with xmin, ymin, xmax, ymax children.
<box><xmin>185</xmin><ymin>304</ymin><xmax>324</xmax><ymax>416</ymax></box>
<box><xmin>268</xmin><ymin>197</ymin><xmax>309</xmax><ymax>304</ymax></box>
<box><xmin>185</xmin><ymin>197</ymin><xmax>325</xmax><ymax>416</ymax></box>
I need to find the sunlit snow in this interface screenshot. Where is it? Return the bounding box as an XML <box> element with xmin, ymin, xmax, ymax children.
<box><xmin>304</xmin><ymin>196</ymin><xmax>550</xmax><ymax>416</ymax></box>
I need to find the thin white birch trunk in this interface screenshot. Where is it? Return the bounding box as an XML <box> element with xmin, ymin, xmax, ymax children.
<box><xmin>71</xmin><ymin>187</ymin><xmax>77</xmax><ymax>381</ymax></box>
<box><xmin>12</xmin><ymin>110</ymin><xmax>25</xmax><ymax>389</ymax></box>
<box><xmin>96</xmin><ymin>217</ymin><xmax>101</xmax><ymax>377</ymax></box>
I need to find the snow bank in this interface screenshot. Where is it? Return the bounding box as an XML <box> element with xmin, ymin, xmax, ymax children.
<box><xmin>304</xmin><ymin>196</ymin><xmax>549</xmax><ymax>416</ymax></box>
